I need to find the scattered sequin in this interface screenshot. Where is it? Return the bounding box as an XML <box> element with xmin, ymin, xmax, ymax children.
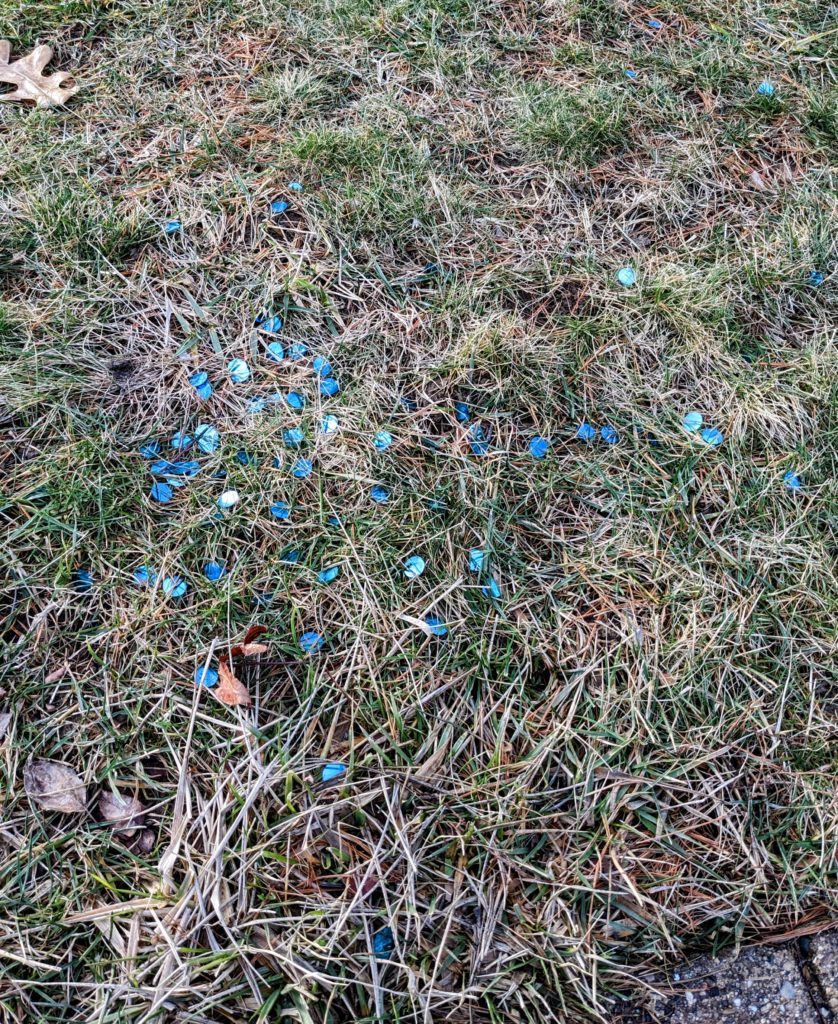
<box><xmin>482</xmin><ymin>577</ymin><xmax>502</xmax><ymax>599</ymax></box>
<box><xmin>320</xmin><ymin>377</ymin><xmax>339</xmax><ymax>396</ymax></box>
<box><xmin>373</xmin><ymin>430</ymin><xmax>393</xmax><ymax>451</ymax></box>
<box><xmin>371</xmin><ymin>485</ymin><xmax>390</xmax><ymax>504</ymax></box>
<box><xmin>164</xmin><ymin>219</ymin><xmax>181</xmax><ymax>234</ymax></box>
<box><xmin>217</xmin><ymin>490</ymin><xmax>240</xmax><ymax>509</ymax></box>
<box><xmin>270</xmin><ymin>199</ymin><xmax>289</xmax><ymax>215</ymax></box>
<box><xmin>133</xmin><ymin>565</ymin><xmax>156</xmax><ymax>585</ymax></box>
<box><xmin>809</xmin><ymin>270</ymin><xmax>825</xmax><ymax>287</ymax></box>
<box><xmin>322</xmin><ymin>762</ymin><xmax>346</xmax><ymax>782</ymax></box>
<box><xmin>261</xmin><ymin>315</ymin><xmax>283</xmax><ymax>334</ymax></box>
<box><xmin>286</xmin><ymin>391</ymin><xmax>306</xmax><ymax>409</ymax></box>
<box><xmin>321</xmin><ymin>414</ymin><xmax>340</xmax><ymax>434</ymax></box>
<box><xmin>292</xmin><ymin>458</ymin><xmax>313</xmax><ymax>478</ymax></box>
<box><xmin>783</xmin><ymin>470</ymin><xmax>801</xmax><ymax>491</ymax></box>
<box><xmin>266</xmin><ymin>341</ymin><xmax>284</xmax><ymax>361</ymax></box>
<box><xmin>616</xmin><ymin>267</ymin><xmax>636</xmax><ymax>287</ymax></box>
<box><xmin>228</xmin><ymin>358</ymin><xmax>250</xmax><ymax>383</ymax></box>
<box><xmin>73</xmin><ymin>569</ymin><xmax>93</xmax><ymax>593</ymax></box>
<box><xmin>624</xmin><ymin>69</ymin><xmax>638</xmax><ymax>79</ymax></box>
<box><xmin>682</xmin><ymin>411</ymin><xmax>703</xmax><ymax>432</ymax></box>
<box><xmin>529</xmin><ymin>436</ymin><xmax>549</xmax><ymax>459</ymax></box>
<box><xmin>195</xmin><ymin>665</ymin><xmax>218</xmax><ymax>687</ymax></box>
<box><xmin>701</xmin><ymin>427</ymin><xmax>724</xmax><ymax>446</ymax></box>
<box><xmin>170</xmin><ymin>431</ymin><xmax>192</xmax><ymax>451</ymax></box>
<box><xmin>270</xmin><ymin>501</ymin><xmax>291</xmax><ymax>520</ymax></box>
<box><xmin>318</xmin><ymin>565</ymin><xmax>341</xmax><ymax>584</ymax></box>
<box><xmin>424</xmin><ymin>616</ymin><xmax>448</xmax><ymax>636</ymax></box>
<box><xmin>288</xmin><ymin>342</ymin><xmax>308</xmax><ymax>360</ymax></box>
<box><xmin>757</xmin><ymin>80</ymin><xmax>775</xmax><ymax>96</ymax></box>
<box><xmin>300</xmin><ymin>631</ymin><xmax>323</xmax><ymax>654</ymax></box>
<box><xmin>248</xmin><ymin>397</ymin><xmax>268</xmax><ymax>414</ymax></box>
<box><xmin>600</xmin><ymin>425</ymin><xmax>619</xmax><ymax>444</ymax></box>
<box><xmin>288</xmin><ymin>181</ymin><xmax>304</xmax><ymax>192</ymax></box>
<box><xmin>204</xmin><ymin>561</ymin><xmax>225</xmax><ymax>581</ymax></box>
<box><xmin>373</xmin><ymin>927</ymin><xmax>395</xmax><ymax>958</ymax></box>
<box><xmin>469</xmin><ymin>549</ymin><xmax>485</xmax><ymax>571</ymax></box>
<box><xmin>140</xmin><ymin>440</ymin><xmax>161</xmax><ymax>458</ymax></box>
<box><xmin>283</xmin><ymin>427</ymin><xmax>304</xmax><ymax>448</ymax></box>
<box><xmin>161</xmin><ymin>576</ymin><xmax>187</xmax><ymax>598</ymax></box>
<box><xmin>403</xmin><ymin>555</ymin><xmax>426</xmax><ymax>579</ymax></box>
<box><xmin>151</xmin><ymin>482</ymin><xmax>174</xmax><ymax>503</ymax></box>
<box><xmin>455</xmin><ymin>402</ymin><xmax>470</xmax><ymax>422</ymax></box>
<box><xmin>313</xmin><ymin>355</ymin><xmax>332</xmax><ymax>376</ymax></box>
<box><xmin>576</xmin><ymin>423</ymin><xmax>596</xmax><ymax>441</ymax></box>
<box><xmin>195</xmin><ymin>424</ymin><xmax>220</xmax><ymax>453</ymax></box>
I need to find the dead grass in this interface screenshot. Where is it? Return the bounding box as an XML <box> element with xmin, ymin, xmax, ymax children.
<box><xmin>0</xmin><ymin>0</ymin><xmax>836</xmax><ymax>1021</ymax></box>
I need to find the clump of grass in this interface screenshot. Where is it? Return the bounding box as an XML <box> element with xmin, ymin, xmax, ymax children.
<box><xmin>515</xmin><ymin>82</ymin><xmax>633</xmax><ymax>166</ymax></box>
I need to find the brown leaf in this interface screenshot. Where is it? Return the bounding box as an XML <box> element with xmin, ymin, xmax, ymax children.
<box><xmin>133</xmin><ymin>828</ymin><xmax>156</xmax><ymax>854</ymax></box>
<box><xmin>0</xmin><ymin>40</ymin><xmax>79</xmax><ymax>108</ymax></box>
<box><xmin>99</xmin><ymin>790</ymin><xmax>146</xmax><ymax>834</ymax></box>
<box><xmin>235</xmin><ymin>642</ymin><xmax>268</xmax><ymax>657</ymax></box>
<box><xmin>215</xmin><ymin>659</ymin><xmax>251</xmax><ymax>707</ymax></box>
<box><xmin>24</xmin><ymin>760</ymin><xmax>87</xmax><ymax>814</ymax></box>
<box><xmin>230</xmin><ymin>624</ymin><xmax>268</xmax><ymax>657</ymax></box>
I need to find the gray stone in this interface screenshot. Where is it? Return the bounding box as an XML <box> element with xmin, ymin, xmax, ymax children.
<box><xmin>646</xmin><ymin>944</ymin><xmax>819</xmax><ymax>1023</ymax></box>
<box><xmin>810</xmin><ymin>932</ymin><xmax>838</xmax><ymax>1015</ymax></box>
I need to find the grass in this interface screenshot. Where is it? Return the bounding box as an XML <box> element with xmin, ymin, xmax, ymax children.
<box><xmin>0</xmin><ymin>0</ymin><xmax>836</xmax><ymax>1020</ymax></box>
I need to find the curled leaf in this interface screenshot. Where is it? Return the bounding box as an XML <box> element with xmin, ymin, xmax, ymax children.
<box><xmin>24</xmin><ymin>760</ymin><xmax>87</xmax><ymax>813</ymax></box>
<box><xmin>99</xmin><ymin>790</ymin><xmax>146</xmax><ymax>835</ymax></box>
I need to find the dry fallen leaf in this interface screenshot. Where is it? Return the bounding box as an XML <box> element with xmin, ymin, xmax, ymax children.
<box><xmin>0</xmin><ymin>712</ymin><xmax>10</xmax><ymax>743</ymax></box>
<box><xmin>0</xmin><ymin>40</ymin><xmax>79</xmax><ymax>108</ymax></box>
<box><xmin>99</xmin><ymin>790</ymin><xmax>146</xmax><ymax>835</ymax></box>
<box><xmin>230</xmin><ymin>624</ymin><xmax>268</xmax><ymax>657</ymax></box>
<box><xmin>133</xmin><ymin>828</ymin><xmax>156</xmax><ymax>854</ymax></box>
<box><xmin>215</xmin><ymin>659</ymin><xmax>251</xmax><ymax>707</ymax></box>
<box><xmin>24</xmin><ymin>760</ymin><xmax>87</xmax><ymax>813</ymax></box>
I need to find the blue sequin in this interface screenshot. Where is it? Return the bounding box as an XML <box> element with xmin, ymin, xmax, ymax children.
<box><xmin>266</xmin><ymin>341</ymin><xmax>284</xmax><ymax>361</ymax></box>
<box><xmin>373</xmin><ymin>430</ymin><xmax>393</xmax><ymax>451</ymax></box>
<box><xmin>318</xmin><ymin>565</ymin><xmax>341</xmax><ymax>584</ymax></box>
<box><xmin>403</xmin><ymin>555</ymin><xmax>426</xmax><ymax>579</ymax></box>
<box><xmin>161</xmin><ymin>576</ymin><xmax>187</xmax><ymax>598</ymax></box>
<box><xmin>284</xmin><ymin>427</ymin><xmax>304</xmax><ymax>448</ymax></box>
<box><xmin>616</xmin><ymin>267</ymin><xmax>636</xmax><ymax>287</ymax></box>
<box><xmin>600</xmin><ymin>425</ymin><xmax>619</xmax><ymax>444</ymax></box>
<box><xmin>287</xmin><ymin>391</ymin><xmax>305</xmax><ymax>410</ymax></box>
<box><xmin>228</xmin><ymin>358</ymin><xmax>250</xmax><ymax>383</ymax></box>
<box><xmin>300</xmin><ymin>631</ymin><xmax>323</xmax><ymax>654</ymax></box>
<box><xmin>195</xmin><ymin>665</ymin><xmax>218</xmax><ymax>687</ymax></box>
<box><xmin>321</xmin><ymin>762</ymin><xmax>346</xmax><ymax>782</ymax></box>
<box><xmin>424</xmin><ymin>616</ymin><xmax>448</xmax><ymax>637</ymax></box>
<box><xmin>529</xmin><ymin>436</ymin><xmax>549</xmax><ymax>459</ymax></box>
<box><xmin>701</xmin><ymin>427</ymin><xmax>724</xmax><ymax>446</ymax></box>
<box><xmin>320</xmin><ymin>377</ymin><xmax>339</xmax><ymax>396</ymax></box>
<box><xmin>151</xmin><ymin>482</ymin><xmax>174</xmax><ymax>503</ymax></box>
<box><xmin>371</xmin><ymin>485</ymin><xmax>389</xmax><ymax>504</ymax></box>
<box><xmin>576</xmin><ymin>423</ymin><xmax>596</xmax><ymax>441</ymax></box>
<box><xmin>682</xmin><ymin>412</ymin><xmax>703</xmax><ymax>432</ymax></box>
<box><xmin>270</xmin><ymin>199</ymin><xmax>289</xmax><ymax>215</ymax></box>
<box><xmin>270</xmin><ymin>501</ymin><xmax>291</xmax><ymax>520</ymax></box>
<box><xmin>292</xmin><ymin>458</ymin><xmax>313</xmax><ymax>478</ymax></box>
<box><xmin>204</xmin><ymin>561</ymin><xmax>225</xmax><ymax>581</ymax></box>
<box><xmin>139</xmin><ymin>440</ymin><xmax>161</xmax><ymax>458</ymax></box>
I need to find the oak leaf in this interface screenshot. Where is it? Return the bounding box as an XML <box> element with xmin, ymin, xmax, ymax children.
<box><xmin>0</xmin><ymin>40</ymin><xmax>79</xmax><ymax>109</ymax></box>
<box><xmin>24</xmin><ymin>760</ymin><xmax>87</xmax><ymax>813</ymax></box>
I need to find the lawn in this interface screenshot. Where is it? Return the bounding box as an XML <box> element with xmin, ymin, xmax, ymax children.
<box><xmin>0</xmin><ymin>0</ymin><xmax>836</xmax><ymax>1021</ymax></box>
